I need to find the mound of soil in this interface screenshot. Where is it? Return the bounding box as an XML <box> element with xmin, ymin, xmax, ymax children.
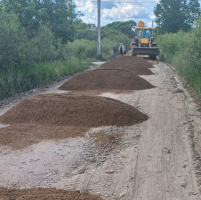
<box><xmin>0</xmin><ymin>124</ymin><xmax>88</xmax><ymax>149</ymax></box>
<box><xmin>0</xmin><ymin>94</ymin><xmax>148</xmax><ymax>127</ymax></box>
<box><xmin>114</xmin><ymin>56</ymin><xmax>155</xmax><ymax>68</ymax></box>
<box><xmin>0</xmin><ymin>187</ymin><xmax>104</xmax><ymax>200</ymax></box>
<box><xmin>59</xmin><ymin>69</ymin><xmax>155</xmax><ymax>92</ymax></box>
<box><xmin>98</xmin><ymin>57</ymin><xmax>154</xmax><ymax>75</ymax></box>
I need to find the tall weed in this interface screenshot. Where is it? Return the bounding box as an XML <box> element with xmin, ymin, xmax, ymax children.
<box><xmin>0</xmin><ymin>60</ymin><xmax>90</xmax><ymax>100</ymax></box>
<box><xmin>66</xmin><ymin>34</ymin><xmax>130</xmax><ymax>61</ymax></box>
<box><xmin>156</xmin><ymin>18</ymin><xmax>201</xmax><ymax>98</ymax></box>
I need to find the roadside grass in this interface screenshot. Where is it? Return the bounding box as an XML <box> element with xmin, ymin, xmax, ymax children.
<box><xmin>0</xmin><ymin>60</ymin><xmax>91</xmax><ymax>100</ymax></box>
<box><xmin>176</xmin><ymin>65</ymin><xmax>201</xmax><ymax>98</ymax></box>
<box><xmin>172</xmin><ymin>53</ymin><xmax>201</xmax><ymax>97</ymax></box>
<box><xmin>66</xmin><ymin>35</ymin><xmax>130</xmax><ymax>61</ymax></box>
<box><xmin>156</xmin><ymin>19</ymin><xmax>201</xmax><ymax>99</ymax></box>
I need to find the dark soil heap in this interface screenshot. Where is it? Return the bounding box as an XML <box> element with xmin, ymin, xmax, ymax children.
<box><xmin>98</xmin><ymin>56</ymin><xmax>154</xmax><ymax>75</ymax></box>
<box><xmin>0</xmin><ymin>94</ymin><xmax>148</xmax><ymax>127</ymax></box>
<box><xmin>0</xmin><ymin>124</ymin><xmax>89</xmax><ymax>149</ymax></box>
<box><xmin>59</xmin><ymin>69</ymin><xmax>155</xmax><ymax>92</ymax></box>
<box><xmin>0</xmin><ymin>94</ymin><xmax>148</xmax><ymax>149</ymax></box>
<box><xmin>115</xmin><ymin>56</ymin><xmax>155</xmax><ymax>68</ymax></box>
<box><xmin>0</xmin><ymin>187</ymin><xmax>104</xmax><ymax>200</ymax></box>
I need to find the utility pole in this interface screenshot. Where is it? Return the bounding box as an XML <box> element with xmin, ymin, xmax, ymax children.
<box><xmin>66</xmin><ymin>0</ymin><xmax>71</xmax><ymax>20</ymax></box>
<box><xmin>66</xmin><ymin>0</ymin><xmax>70</xmax><ymax>9</ymax></box>
<box><xmin>97</xmin><ymin>0</ymin><xmax>101</xmax><ymax>55</ymax></box>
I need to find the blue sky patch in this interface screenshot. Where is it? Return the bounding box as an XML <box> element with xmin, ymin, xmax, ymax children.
<box><xmin>101</xmin><ymin>2</ymin><xmax>116</xmax><ymax>9</ymax></box>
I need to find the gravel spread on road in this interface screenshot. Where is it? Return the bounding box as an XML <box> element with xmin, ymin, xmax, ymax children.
<box><xmin>59</xmin><ymin>69</ymin><xmax>155</xmax><ymax>92</ymax></box>
<box><xmin>0</xmin><ymin>188</ymin><xmax>105</xmax><ymax>200</ymax></box>
<box><xmin>0</xmin><ymin>94</ymin><xmax>148</xmax><ymax>149</ymax></box>
<box><xmin>98</xmin><ymin>56</ymin><xmax>154</xmax><ymax>75</ymax></box>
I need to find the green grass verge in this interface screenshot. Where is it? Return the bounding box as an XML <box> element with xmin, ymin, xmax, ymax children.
<box><xmin>0</xmin><ymin>60</ymin><xmax>91</xmax><ymax>100</ymax></box>
<box><xmin>156</xmin><ymin>25</ymin><xmax>201</xmax><ymax>99</ymax></box>
<box><xmin>176</xmin><ymin>65</ymin><xmax>201</xmax><ymax>98</ymax></box>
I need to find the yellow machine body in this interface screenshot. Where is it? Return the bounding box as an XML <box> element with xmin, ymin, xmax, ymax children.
<box><xmin>131</xmin><ymin>21</ymin><xmax>159</xmax><ymax>59</ymax></box>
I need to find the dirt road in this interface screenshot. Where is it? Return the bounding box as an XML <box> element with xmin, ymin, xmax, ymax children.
<box><xmin>0</xmin><ymin>60</ymin><xmax>201</xmax><ymax>200</ymax></box>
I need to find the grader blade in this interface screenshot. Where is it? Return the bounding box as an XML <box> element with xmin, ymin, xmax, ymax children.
<box><xmin>132</xmin><ymin>47</ymin><xmax>159</xmax><ymax>56</ymax></box>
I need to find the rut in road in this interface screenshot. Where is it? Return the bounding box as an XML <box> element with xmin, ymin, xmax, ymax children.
<box><xmin>1</xmin><ymin>56</ymin><xmax>198</xmax><ymax>200</ymax></box>
<box><xmin>52</xmin><ymin>62</ymin><xmax>200</xmax><ymax>200</ymax></box>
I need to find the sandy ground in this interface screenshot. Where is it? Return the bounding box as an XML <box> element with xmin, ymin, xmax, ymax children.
<box><xmin>1</xmin><ymin>60</ymin><xmax>201</xmax><ymax>200</ymax></box>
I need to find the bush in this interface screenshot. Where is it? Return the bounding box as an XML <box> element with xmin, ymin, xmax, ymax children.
<box><xmin>156</xmin><ymin>31</ymin><xmax>190</xmax><ymax>63</ymax></box>
<box><xmin>184</xmin><ymin>18</ymin><xmax>201</xmax><ymax>70</ymax></box>
<box><xmin>75</xmin><ymin>29</ymin><xmax>97</xmax><ymax>41</ymax></box>
<box><xmin>101</xmin><ymin>27</ymin><xmax>131</xmax><ymax>49</ymax></box>
<box><xmin>156</xmin><ymin>17</ymin><xmax>201</xmax><ymax>98</ymax></box>
<box><xmin>23</xmin><ymin>24</ymin><xmax>57</xmax><ymax>65</ymax></box>
<box><xmin>0</xmin><ymin>12</ymin><xmax>67</xmax><ymax>69</ymax></box>
<box><xmin>0</xmin><ymin>12</ymin><xmax>27</xmax><ymax>69</ymax></box>
<box><xmin>66</xmin><ymin>39</ymin><xmax>97</xmax><ymax>61</ymax></box>
<box><xmin>0</xmin><ymin>11</ymin><xmax>132</xmax><ymax>100</ymax></box>
<box><xmin>66</xmin><ymin>30</ymin><xmax>130</xmax><ymax>61</ymax></box>
<box><xmin>96</xmin><ymin>54</ymin><xmax>105</xmax><ymax>61</ymax></box>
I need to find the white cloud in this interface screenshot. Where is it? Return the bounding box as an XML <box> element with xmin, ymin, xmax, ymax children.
<box><xmin>73</xmin><ymin>0</ymin><xmax>158</xmax><ymax>26</ymax></box>
<box><xmin>102</xmin><ymin>4</ymin><xmax>149</xmax><ymax>20</ymax></box>
<box><xmin>74</xmin><ymin>0</ymin><xmax>95</xmax><ymax>14</ymax></box>
<box><xmin>74</xmin><ymin>0</ymin><xmax>96</xmax><ymax>24</ymax></box>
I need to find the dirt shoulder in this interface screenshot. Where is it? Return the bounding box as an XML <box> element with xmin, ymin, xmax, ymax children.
<box><xmin>0</xmin><ymin>60</ymin><xmax>201</xmax><ymax>200</ymax></box>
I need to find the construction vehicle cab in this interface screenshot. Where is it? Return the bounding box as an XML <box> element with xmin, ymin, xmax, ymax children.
<box><xmin>130</xmin><ymin>21</ymin><xmax>159</xmax><ymax>59</ymax></box>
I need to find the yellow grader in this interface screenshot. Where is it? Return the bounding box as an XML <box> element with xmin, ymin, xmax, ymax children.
<box><xmin>130</xmin><ymin>21</ymin><xmax>159</xmax><ymax>59</ymax></box>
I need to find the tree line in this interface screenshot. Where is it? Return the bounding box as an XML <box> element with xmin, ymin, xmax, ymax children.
<box><xmin>0</xmin><ymin>0</ymin><xmax>135</xmax><ymax>70</ymax></box>
<box><xmin>0</xmin><ymin>0</ymin><xmax>78</xmax><ymax>42</ymax></box>
<box><xmin>154</xmin><ymin>0</ymin><xmax>200</xmax><ymax>33</ymax></box>
<box><xmin>0</xmin><ymin>0</ymin><xmax>133</xmax><ymax>99</ymax></box>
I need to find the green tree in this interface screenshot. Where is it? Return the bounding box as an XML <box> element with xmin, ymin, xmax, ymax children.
<box><xmin>0</xmin><ymin>11</ymin><xmax>27</xmax><ymax>69</ymax></box>
<box><xmin>0</xmin><ymin>0</ymin><xmax>78</xmax><ymax>42</ymax></box>
<box><xmin>0</xmin><ymin>0</ymin><xmax>39</xmax><ymax>36</ymax></box>
<box><xmin>75</xmin><ymin>29</ymin><xmax>97</xmax><ymax>40</ymax></box>
<box><xmin>74</xmin><ymin>19</ymin><xmax>96</xmax><ymax>40</ymax></box>
<box><xmin>101</xmin><ymin>27</ymin><xmax>130</xmax><ymax>48</ymax></box>
<box><xmin>154</xmin><ymin>0</ymin><xmax>200</xmax><ymax>33</ymax></box>
<box><xmin>74</xmin><ymin>18</ymin><xmax>88</xmax><ymax>31</ymax></box>
<box><xmin>104</xmin><ymin>20</ymin><xmax>137</xmax><ymax>36</ymax></box>
<box><xmin>24</xmin><ymin>24</ymin><xmax>57</xmax><ymax>65</ymax></box>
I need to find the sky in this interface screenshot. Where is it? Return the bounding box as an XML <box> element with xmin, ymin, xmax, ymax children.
<box><xmin>72</xmin><ymin>0</ymin><xmax>160</xmax><ymax>27</ymax></box>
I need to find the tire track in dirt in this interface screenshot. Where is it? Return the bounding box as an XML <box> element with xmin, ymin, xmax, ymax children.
<box><xmin>0</xmin><ymin>59</ymin><xmax>200</xmax><ymax>200</ymax></box>
<box><xmin>123</xmin><ymin>63</ymin><xmax>199</xmax><ymax>200</ymax></box>
<box><xmin>96</xmin><ymin>62</ymin><xmax>200</xmax><ymax>199</ymax></box>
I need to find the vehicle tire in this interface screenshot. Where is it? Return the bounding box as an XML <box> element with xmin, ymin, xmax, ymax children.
<box><xmin>132</xmin><ymin>50</ymin><xmax>136</xmax><ymax>56</ymax></box>
<box><xmin>149</xmin><ymin>55</ymin><xmax>156</xmax><ymax>60</ymax></box>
